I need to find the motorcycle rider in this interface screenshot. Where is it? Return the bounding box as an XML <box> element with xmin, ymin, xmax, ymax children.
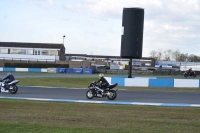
<box><xmin>96</xmin><ymin>73</ymin><xmax>109</xmax><ymax>94</ymax></box>
<box><xmin>2</xmin><ymin>72</ymin><xmax>15</xmax><ymax>89</ymax></box>
<box><xmin>188</xmin><ymin>68</ymin><xmax>193</xmax><ymax>75</ymax></box>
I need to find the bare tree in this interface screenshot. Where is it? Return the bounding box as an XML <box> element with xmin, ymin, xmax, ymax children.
<box><xmin>163</xmin><ymin>49</ymin><xmax>172</xmax><ymax>61</ymax></box>
<box><xmin>177</xmin><ymin>53</ymin><xmax>186</xmax><ymax>61</ymax></box>
<box><xmin>148</xmin><ymin>49</ymin><xmax>200</xmax><ymax>62</ymax></box>
<box><xmin>172</xmin><ymin>50</ymin><xmax>180</xmax><ymax>61</ymax></box>
<box><xmin>187</xmin><ymin>54</ymin><xmax>200</xmax><ymax>62</ymax></box>
<box><xmin>196</xmin><ymin>56</ymin><xmax>200</xmax><ymax>62</ymax></box>
<box><xmin>188</xmin><ymin>54</ymin><xmax>194</xmax><ymax>62</ymax></box>
<box><xmin>194</xmin><ymin>55</ymin><xmax>198</xmax><ymax>62</ymax></box>
<box><xmin>149</xmin><ymin>50</ymin><xmax>158</xmax><ymax>60</ymax></box>
<box><xmin>167</xmin><ymin>49</ymin><xmax>173</xmax><ymax>61</ymax></box>
<box><xmin>157</xmin><ymin>49</ymin><xmax>163</xmax><ymax>60</ymax></box>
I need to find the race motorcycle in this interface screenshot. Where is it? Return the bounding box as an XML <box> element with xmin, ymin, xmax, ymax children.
<box><xmin>86</xmin><ymin>81</ymin><xmax>118</xmax><ymax>100</ymax></box>
<box><xmin>184</xmin><ymin>71</ymin><xmax>197</xmax><ymax>78</ymax></box>
<box><xmin>0</xmin><ymin>80</ymin><xmax>19</xmax><ymax>94</ymax></box>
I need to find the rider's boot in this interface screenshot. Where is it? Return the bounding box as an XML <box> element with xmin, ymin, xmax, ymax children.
<box><xmin>5</xmin><ymin>84</ymin><xmax>9</xmax><ymax>90</ymax></box>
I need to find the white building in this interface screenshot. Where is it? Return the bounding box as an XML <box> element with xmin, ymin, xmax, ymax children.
<box><xmin>0</xmin><ymin>42</ymin><xmax>65</xmax><ymax>61</ymax></box>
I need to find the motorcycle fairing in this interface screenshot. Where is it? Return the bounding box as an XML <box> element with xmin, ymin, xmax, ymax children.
<box><xmin>8</xmin><ymin>80</ymin><xmax>19</xmax><ymax>85</ymax></box>
<box><xmin>107</xmin><ymin>83</ymin><xmax>118</xmax><ymax>89</ymax></box>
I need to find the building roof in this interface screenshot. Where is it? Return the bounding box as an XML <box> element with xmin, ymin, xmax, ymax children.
<box><xmin>0</xmin><ymin>42</ymin><xmax>64</xmax><ymax>49</ymax></box>
<box><xmin>65</xmin><ymin>53</ymin><xmax>154</xmax><ymax>61</ymax></box>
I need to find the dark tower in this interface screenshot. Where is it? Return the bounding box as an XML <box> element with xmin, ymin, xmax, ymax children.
<box><xmin>120</xmin><ymin>8</ymin><xmax>144</xmax><ymax>78</ymax></box>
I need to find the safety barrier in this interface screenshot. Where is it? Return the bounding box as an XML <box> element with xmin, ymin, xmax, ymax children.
<box><xmin>56</xmin><ymin>68</ymin><xmax>94</xmax><ymax>74</ymax></box>
<box><xmin>0</xmin><ymin>67</ymin><xmax>94</xmax><ymax>74</ymax></box>
<box><xmin>0</xmin><ymin>67</ymin><xmax>47</xmax><ymax>72</ymax></box>
<box><xmin>47</xmin><ymin>68</ymin><xmax>57</xmax><ymax>73</ymax></box>
<box><xmin>105</xmin><ymin>77</ymin><xmax>200</xmax><ymax>88</ymax></box>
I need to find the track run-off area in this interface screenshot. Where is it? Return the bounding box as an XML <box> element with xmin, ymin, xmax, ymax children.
<box><xmin>1</xmin><ymin>72</ymin><xmax>200</xmax><ymax>107</ymax></box>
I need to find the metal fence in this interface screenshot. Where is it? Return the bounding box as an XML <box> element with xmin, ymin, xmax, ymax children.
<box><xmin>156</xmin><ymin>61</ymin><xmax>200</xmax><ymax>71</ymax></box>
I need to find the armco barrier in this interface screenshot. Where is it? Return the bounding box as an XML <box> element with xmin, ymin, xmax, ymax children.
<box><xmin>56</xmin><ymin>68</ymin><xmax>66</xmax><ymax>73</ymax></box>
<box><xmin>83</xmin><ymin>68</ymin><xmax>94</xmax><ymax>74</ymax></box>
<box><xmin>47</xmin><ymin>68</ymin><xmax>57</xmax><ymax>73</ymax></box>
<box><xmin>104</xmin><ymin>77</ymin><xmax>112</xmax><ymax>84</ymax></box>
<box><xmin>73</xmin><ymin>68</ymin><xmax>83</xmax><ymax>74</ymax></box>
<box><xmin>111</xmin><ymin>77</ymin><xmax>125</xmax><ymax>86</ymax></box>
<box><xmin>28</xmin><ymin>68</ymin><xmax>42</xmax><ymax>72</ymax></box>
<box><xmin>0</xmin><ymin>67</ymin><xmax>94</xmax><ymax>74</ymax></box>
<box><xmin>56</xmin><ymin>68</ymin><xmax>94</xmax><ymax>74</ymax></box>
<box><xmin>66</xmin><ymin>68</ymin><xmax>74</xmax><ymax>73</ymax></box>
<box><xmin>3</xmin><ymin>67</ymin><xmax>15</xmax><ymax>71</ymax></box>
<box><xmin>125</xmin><ymin>78</ymin><xmax>149</xmax><ymax>87</ymax></box>
<box><xmin>105</xmin><ymin>77</ymin><xmax>200</xmax><ymax>88</ymax></box>
<box><xmin>174</xmin><ymin>79</ymin><xmax>199</xmax><ymax>88</ymax></box>
<box><xmin>16</xmin><ymin>68</ymin><xmax>28</xmax><ymax>72</ymax></box>
<box><xmin>149</xmin><ymin>78</ymin><xmax>174</xmax><ymax>88</ymax></box>
<box><xmin>0</xmin><ymin>67</ymin><xmax>47</xmax><ymax>72</ymax></box>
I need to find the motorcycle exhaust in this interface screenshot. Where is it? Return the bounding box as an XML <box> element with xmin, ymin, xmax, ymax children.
<box><xmin>105</xmin><ymin>92</ymin><xmax>111</xmax><ymax>96</ymax></box>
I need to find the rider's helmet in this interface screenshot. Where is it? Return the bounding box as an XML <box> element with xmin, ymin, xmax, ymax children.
<box><xmin>99</xmin><ymin>73</ymin><xmax>104</xmax><ymax>78</ymax></box>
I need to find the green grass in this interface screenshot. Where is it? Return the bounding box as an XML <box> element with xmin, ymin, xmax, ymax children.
<box><xmin>17</xmin><ymin>77</ymin><xmax>200</xmax><ymax>92</ymax></box>
<box><xmin>18</xmin><ymin>77</ymin><xmax>99</xmax><ymax>88</ymax></box>
<box><xmin>0</xmin><ymin>99</ymin><xmax>200</xmax><ymax>133</ymax></box>
<box><xmin>1</xmin><ymin>72</ymin><xmax>200</xmax><ymax>133</ymax></box>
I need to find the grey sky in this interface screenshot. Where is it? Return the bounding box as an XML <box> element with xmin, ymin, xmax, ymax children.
<box><xmin>0</xmin><ymin>0</ymin><xmax>200</xmax><ymax>57</ymax></box>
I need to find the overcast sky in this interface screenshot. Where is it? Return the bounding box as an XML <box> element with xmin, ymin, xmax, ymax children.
<box><xmin>0</xmin><ymin>0</ymin><xmax>200</xmax><ymax>57</ymax></box>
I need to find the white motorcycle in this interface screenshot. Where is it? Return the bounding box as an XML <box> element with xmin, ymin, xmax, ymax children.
<box><xmin>0</xmin><ymin>80</ymin><xmax>19</xmax><ymax>94</ymax></box>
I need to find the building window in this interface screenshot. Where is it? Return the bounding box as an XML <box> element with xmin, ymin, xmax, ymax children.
<box><xmin>41</xmin><ymin>50</ymin><xmax>49</xmax><ymax>55</ymax></box>
<box><xmin>34</xmin><ymin>50</ymin><xmax>41</xmax><ymax>55</ymax></box>
<box><xmin>0</xmin><ymin>48</ymin><xmax>8</xmax><ymax>54</ymax></box>
<box><xmin>10</xmin><ymin>49</ymin><xmax>26</xmax><ymax>54</ymax></box>
<box><xmin>26</xmin><ymin>49</ymin><xmax>33</xmax><ymax>55</ymax></box>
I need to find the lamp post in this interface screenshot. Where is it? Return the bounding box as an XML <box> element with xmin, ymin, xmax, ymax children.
<box><xmin>63</xmin><ymin>35</ymin><xmax>65</xmax><ymax>45</ymax></box>
<box><xmin>90</xmin><ymin>52</ymin><xmax>93</xmax><ymax>60</ymax></box>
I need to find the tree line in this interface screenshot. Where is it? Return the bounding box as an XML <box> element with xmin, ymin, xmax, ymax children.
<box><xmin>149</xmin><ymin>49</ymin><xmax>200</xmax><ymax>62</ymax></box>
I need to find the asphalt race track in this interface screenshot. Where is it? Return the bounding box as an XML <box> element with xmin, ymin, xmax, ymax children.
<box><xmin>1</xmin><ymin>86</ymin><xmax>200</xmax><ymax>105</ymax></box>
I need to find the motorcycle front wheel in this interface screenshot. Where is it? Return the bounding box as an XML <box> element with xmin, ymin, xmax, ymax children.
<box><xmin>86</xmin><ymin>90</ymin><xmax>94</xmax><ymax>99</ymax></box>
<box><xmin>184</xmin><ymin>73</ymin><xmax>188</xmax><ymax>77</ymax></box>
<box><xmin>193</xmin><ymin>74</ymin><xmax>197</xmax><ymax>77</ymax></box>
<box><xmin>9</xmin><ymin>85</ymin><xmax>18</xmax><ymax>94</ymax></box>
<box><xmin>107</xmin><ymin>90</ymin><xmax>117</xmax><ymax>100</ymax></box>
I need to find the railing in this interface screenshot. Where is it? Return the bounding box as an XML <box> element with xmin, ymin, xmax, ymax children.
<box><xmin>0</xmin><ymin>57</ymin><xmax>56</xmax><ymax>63</ymax></box>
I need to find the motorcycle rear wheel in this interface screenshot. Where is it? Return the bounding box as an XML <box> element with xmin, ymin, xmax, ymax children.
<box><xmin>9</xmin><ymin>85</ymin><xmax>18</xmax><ymax>94</ymax></box>
<box><xmin>107</xmin><ymin>90</ymin><xmax>117</xmax><ymax>100</ymax></box>
<box><xmin>86</xmin><ymin>90</ymin><xmax>94</xmax><ymax>99</ymax></box>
